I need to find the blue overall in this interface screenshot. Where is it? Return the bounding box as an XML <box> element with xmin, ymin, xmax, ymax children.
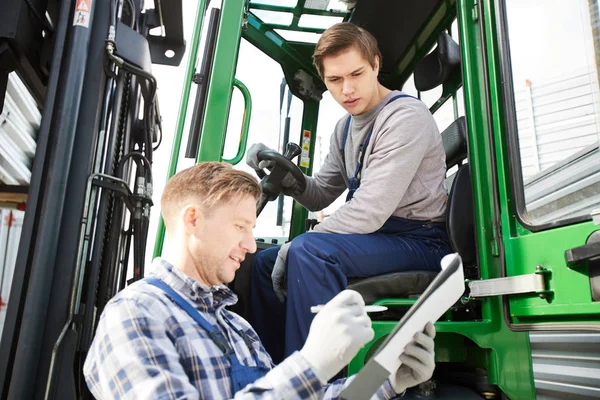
<box><xmin>250</xmin><ymin>94</ymin><xmax>452</xmax><ymax>363</ymax></box>
<box><xmin>146</xmin><ymin>277</ymin><xmax>270</xmax><ymax>392</ymax></box>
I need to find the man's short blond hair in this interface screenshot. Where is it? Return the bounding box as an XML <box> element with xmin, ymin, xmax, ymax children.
<box><xmin>161</xmin><ymin>162</ymin><xmax>261</xmax><ymax>230</ymax></box>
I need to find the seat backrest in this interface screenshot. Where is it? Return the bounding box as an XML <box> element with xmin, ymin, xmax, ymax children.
<box><xmin>414</xmin><ymin>32</ymin><xmax>461</xmax><ymax>92</ymax></box>
<box><xmin>440</xmin><ymin>118</ymin><xmax>476</xmax><ymax>267</ymax></box>
<box><xmin>413</xmin><ymin>32</ymin><xmax>476</xmax><ymax>268</ymax></box>
<box><xmin>446</xmin><ymin>164</ymin><xmax>476</xmax><ymax>266</ymax></box>
<box><xmin>441</xmin><ymin>116</ymin><xmax>467</xmax><ymax>170</ymax></box>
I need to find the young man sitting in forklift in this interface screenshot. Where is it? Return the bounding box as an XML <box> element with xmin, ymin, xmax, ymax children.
<box><xmin>247</xmin><ymin>22</ymin><xmax>451</xmax><ymax>363</ymax></box>
<box><xmin>83</xmin><ymin>162</ymin><xmax>436</xmax><ymax>399</ymax></box>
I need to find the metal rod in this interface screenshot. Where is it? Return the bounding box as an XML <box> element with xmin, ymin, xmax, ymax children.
<box><xmin>185</xmin><ymin>7</ymin><xmax>221</xmax><ymax>159</ymax></box>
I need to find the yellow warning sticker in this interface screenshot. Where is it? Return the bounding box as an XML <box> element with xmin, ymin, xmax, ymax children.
<box><xmin>300</xmin><ymin>130</ymin><xmax>311</xmax><ymax>168</ymax></box>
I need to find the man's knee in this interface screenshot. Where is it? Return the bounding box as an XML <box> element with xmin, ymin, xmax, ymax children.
<box><xmin>288</xmin><ymin>233</ymin><xmax>318</xmax><ymax>260</ymax></box>
<box><xmin>289</xmin><ymin>232</ymin><xmax>343</xmax><ymax>259</ymax></box>
<box><xmin>287</xmin><ymin>233</ymin><xmax>335</xmax><ymax>274</ymax></box>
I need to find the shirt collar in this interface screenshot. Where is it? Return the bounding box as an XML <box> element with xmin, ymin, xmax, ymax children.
<box><xmin>149</xmin><ymin>258</ymin><xmax>238</xmax><ymax>310</ymax></box>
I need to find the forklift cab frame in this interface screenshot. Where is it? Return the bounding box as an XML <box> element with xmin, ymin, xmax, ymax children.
<box><xmin>1</xmin><ymin>0</ymin><xmax>599</xmax><ymax>398</ymax></box>
<box><xmin>152</xmin><ymin>1</ymin><xmax>600</xmax><ymax>398</ymax></box>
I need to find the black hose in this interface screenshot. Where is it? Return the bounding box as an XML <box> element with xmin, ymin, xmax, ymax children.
<box><xmin>119</xmin><ymin>220</ymin><xmax>134</xmax><ymax>291</ymax></box>
<box><xmin>116</xmin><ymin>151</ymin><xmax>152</xmax><ymax>183</ymax></box>
<box><xmin>143</xmin><ymin>100</ymin><xmax>154</xmax><ymax>164</ymax></box>
<box><xmin>132</xmin><ymin>218</ymin><xmax>143</xmax><ymax>282</ymax></box>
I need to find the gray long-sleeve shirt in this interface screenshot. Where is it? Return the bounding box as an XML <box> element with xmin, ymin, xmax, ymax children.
<box><xmin>294</xmin><ymin>90</ymin><xmax>447</xmax><ymax>234</ymax></box>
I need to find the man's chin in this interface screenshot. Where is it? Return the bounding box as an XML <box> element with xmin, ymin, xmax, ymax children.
<box><xmin>345</xmin><ymin>105</ymin><xmax>367</xmax><ymax>116</ymax></box>
<box><xmin>221</xmin><ymin>271</ymin><xmax>237</xmax><ymax>285</ymax></box>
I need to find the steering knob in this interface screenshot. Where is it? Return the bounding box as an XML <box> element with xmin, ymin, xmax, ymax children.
<box><xmin>283</xmin><ymin>142</ymin><xmax>302</xmax><ymax>160</ymax></box>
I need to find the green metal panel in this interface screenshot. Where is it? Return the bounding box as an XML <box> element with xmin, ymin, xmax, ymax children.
<box><xmin>153</xmin><ymin>0</ymin><xmax>208</xmax><ymax>258</ymax></box>
<box><xmin>506</xmin><ymin>225</ymin><xmax>600</xmax><ymax>322</ymax></box>
<box><xmin>349</xmin><ymin>319</ymin><xmax>535</xmax><ymax>399</ymax></box>
<box><xmin>196</xmin><ymin>0</ymin><xmax>246</xmax><ymax>163</ymax></box>
<box><xmin>350</xmin><ymin>327</ymin><xmax>486</xmax><ymax>371</ymax></box>
<box><xmin>482</xmin><ymin>0</ymin><xmax>600</xmax><ymax>325</ymax></box>
<box><xmin>289</xmin><ymin>100</ymin><xmax>319</xmax><ymax>240</ymax></box>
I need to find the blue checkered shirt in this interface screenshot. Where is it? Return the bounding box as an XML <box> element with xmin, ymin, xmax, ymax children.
<box><xmin>84</xmin><ymin>259</ymin><xmax>398</xmax><ymax>399</ymax></box>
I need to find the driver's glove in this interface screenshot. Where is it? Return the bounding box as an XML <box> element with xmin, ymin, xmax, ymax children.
<box><xmin>272</xmin><ymin>241</ymin><xmax>291</xmax><ymax>302</ymax></box>
<box><xmin>247</xmin><ymin>143</ymin><xmax>274</xmax><ymax>170</ymax></box>
<box><xmin>246</xmin><ymin>142</ymin><xmax>299</xmax><ymax>190</ymax></box>
<box><xmin>388</xmin><ymin>322</ymin><xmax>436</xmax><ymax>395</ymax></box>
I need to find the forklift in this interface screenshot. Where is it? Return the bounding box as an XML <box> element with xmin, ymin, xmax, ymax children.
<box><xmin>1</xmin><ymin>0</ymin><xmax>600</xmax><ymax>399</ymax></box>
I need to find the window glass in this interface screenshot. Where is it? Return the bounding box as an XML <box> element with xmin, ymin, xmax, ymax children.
<box><xmin>224</xmin><ymin>39</ymin><xmax>304</xmax><ymax>239</ymax></box>
<box><xmin>505</xmin><ymin>0</ymin><xmax>600</xmax><ymax>225</ymax></box>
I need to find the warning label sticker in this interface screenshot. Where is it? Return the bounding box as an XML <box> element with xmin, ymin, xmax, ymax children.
<box><xmin>73</xmin><ymin>0</ymin><xmax>92</xmax><ymax>28</ymax></box>
<box><xmin>300</xmin><ymin>130</ymin><xmax>311</xmax><ymax>168</ymax></box>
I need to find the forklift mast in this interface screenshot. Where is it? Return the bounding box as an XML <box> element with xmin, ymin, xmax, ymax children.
<box><xmin>0</xmin><ymin>0</ymin><xmax>184</xmax><ymax>398</ymax></box>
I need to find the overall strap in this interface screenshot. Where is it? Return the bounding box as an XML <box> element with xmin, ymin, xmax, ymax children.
<box><xmin>145</xmin><ymin>277</ymin><xmax>234</xmax><ymax>356</ymax></box>
<box><xmin>341</xmin><ymin>115</ymin><xmax>352</xmax><ymax>173</ymax></box>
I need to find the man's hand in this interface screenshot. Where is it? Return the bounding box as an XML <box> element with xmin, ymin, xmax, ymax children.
<box><xmin>272</xmin><ymin>241</ymin><xmax>290</xmax><ymax>303</ymax></box>
<box><xmin>246</xmin><ymin>143</ymin><xmax>297</xmax><ymax>188</ymax></box>
<box><xmin>246</xmin><ymin>143</ymin><xmax>274</xmax><ymax>170</ymax></box>
<box><xmin>389</xmin><ymin>322</ymin><xmax>436</xmax><ymax>394</ymax></box>
<box><xmin>300</xmin><ymin>290</ymin><xmax>374</xmax><ymax>384</ymax></box>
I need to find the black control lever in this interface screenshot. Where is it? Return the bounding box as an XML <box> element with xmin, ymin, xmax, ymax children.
<box><xmin>282</xmin><ymin>142</ymin><xmax>302</xmax><ymax>161</ymax></box>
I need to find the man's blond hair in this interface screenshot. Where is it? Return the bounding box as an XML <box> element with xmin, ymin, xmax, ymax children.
<box><xmin>313</xmin><ymin>22</ymin><xmax>382</xmax><ymax>78</ymax></box>
<box><xmin>161</xmin><ymin>162</ymin><xmax>261</xmax><ymax>230</ymax></box>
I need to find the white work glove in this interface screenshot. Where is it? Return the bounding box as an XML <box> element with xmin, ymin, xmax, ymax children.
<box><xmin>272</xmin><ymin>241</ymin><xmax>291</xmax><ymax>303</ymax></box>
<box><xmin>246</xmin><ymin>143</ymin><xmax>296</xmax><ymax>188</ymax></box>
<box><xmin>389</xmin><ymin>322</ymin><xmax>436</xmax><ymax>394</ymax></box>
<box><xmin>246</xmin><ymin>143</ymin><xmax>274</xmax><ymax>170</ymax></box>
<box><xmin>300</xmin><ymin>290</ymin><xmax>375</xmax><ymax>384</ymax></box>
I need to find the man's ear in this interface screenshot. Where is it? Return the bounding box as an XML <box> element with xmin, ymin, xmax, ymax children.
<box><xmin>373</xmin><ymin>55</ymin><xmax>380</xmax><ymax>73</ymax></box>
<box><xmin>182</xmin><ymin>204</ymin><xmax>203</xmax><ymax>234</ymax></box>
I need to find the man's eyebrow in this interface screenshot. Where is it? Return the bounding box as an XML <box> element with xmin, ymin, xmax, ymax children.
<box><xmin>325</xmin><ymin>67</ymin><xmax>364</xmax><ymax>79</ymax></box>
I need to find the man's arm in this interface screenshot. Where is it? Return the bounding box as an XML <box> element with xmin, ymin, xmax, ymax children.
<box><xmin>233</xmin><ymin>354</ymin><xmax>398</xmax><ymax>400</ymax></box>
<box><xmin>83</xmin><ymin>298</ymin><xmax>200</xmax><ymax>399</ymax></box>
<box><xmin>313</xmin><ymin>104</ymin><xmax>436</xmax><ymax>234</ymax></box>
<box><xmin>292</xmin><ymin>120</ymin><xmax>347</xmax><ymax>211</ymax></box>
<box><xmin>84</xmin><ymin>298</ymin><xmax>321</xmax><ymax>400</ymax></box>
<box><xmin>321</xmin><ymin>376</ymin><xmax>399</xmax><ymax>400</ymax></box>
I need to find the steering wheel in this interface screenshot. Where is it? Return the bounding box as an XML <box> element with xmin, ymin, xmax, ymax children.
<box><xmin>254</xmin><ymin>143</ymin><xmax>307</xmax><ymax>215</ymax></box>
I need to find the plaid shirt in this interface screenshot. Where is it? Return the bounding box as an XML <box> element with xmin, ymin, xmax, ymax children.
<box><xmin>84</xmin><ymin>259</ymin><xmax>398</xmax><ymax>399</ymax></box>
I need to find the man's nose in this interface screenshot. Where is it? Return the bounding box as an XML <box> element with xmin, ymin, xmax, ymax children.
<box><xmin>242</xmin><ymin>232</ymin><xmax>257</xmax><ymax>254</ymax></box>
<box><xmin>342</xmin><ymin>79</ymin><xmax>354</xmax><ymax>95</ymax></box>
